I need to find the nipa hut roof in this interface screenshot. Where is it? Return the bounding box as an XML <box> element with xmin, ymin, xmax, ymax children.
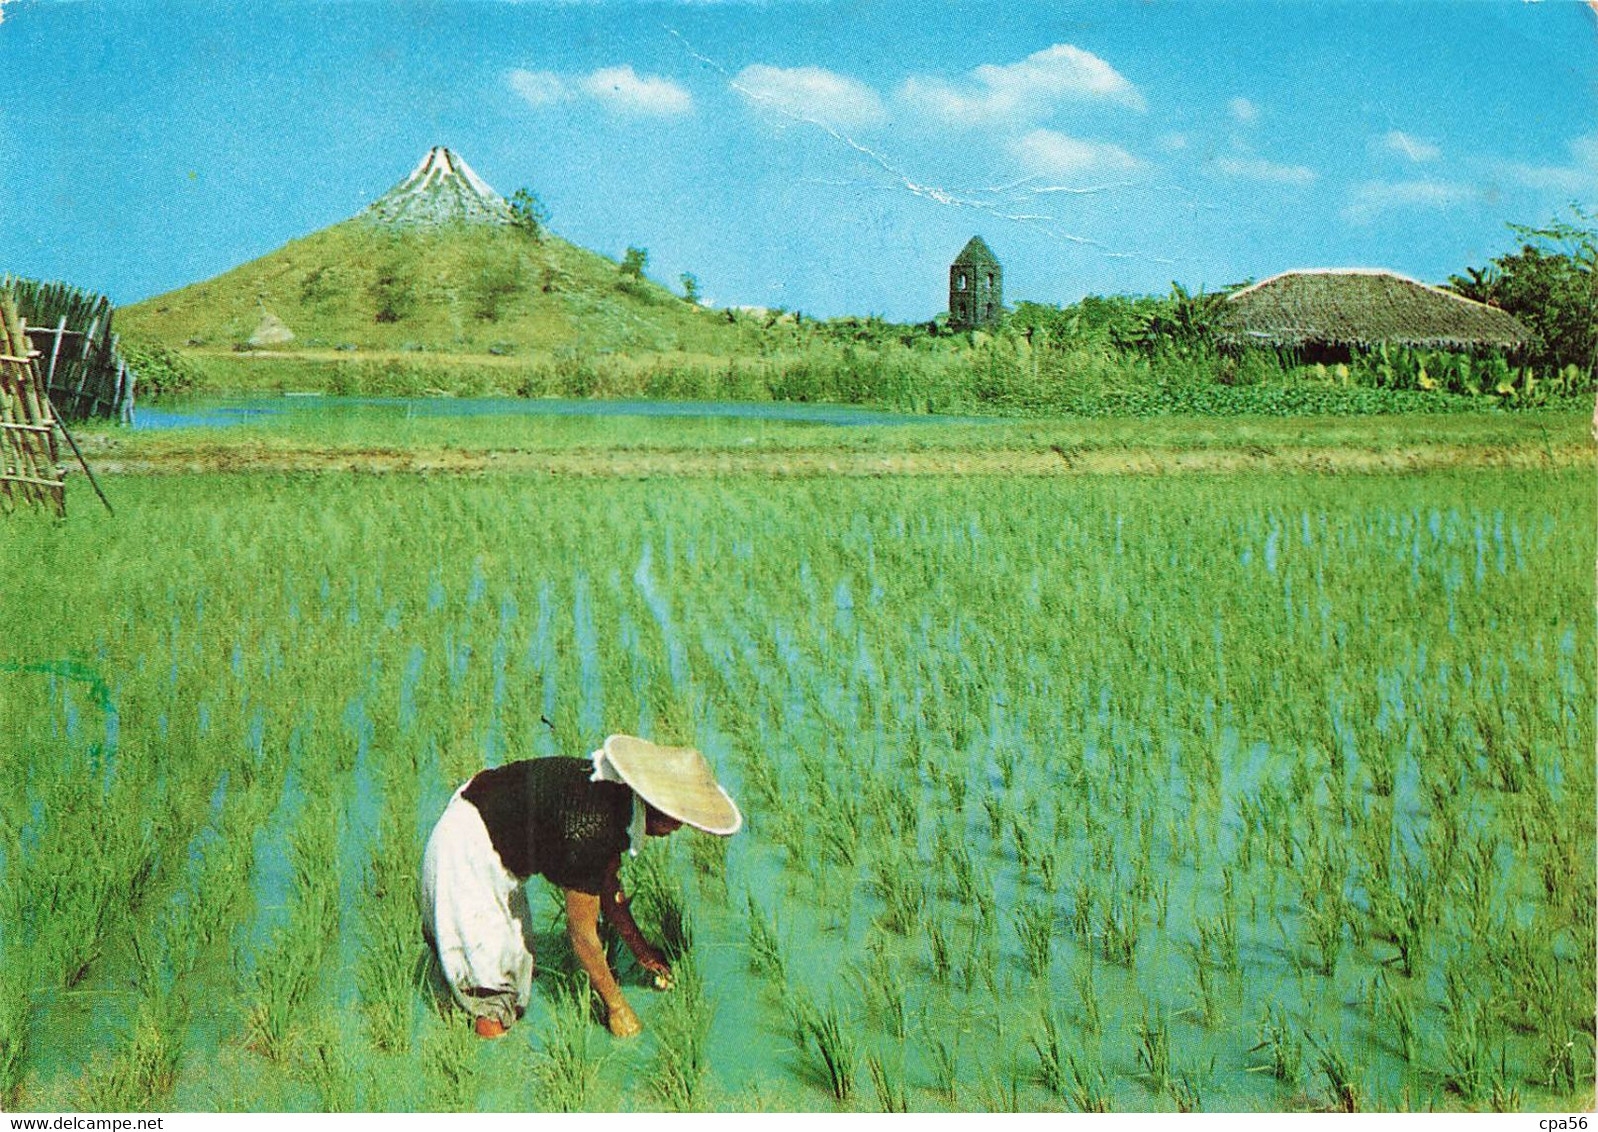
<box><xmin>952</xmin><ymin>236</ymin><xmax>999</xmax><ymax>267</ymax></box>
<box><xmin>1213</xmin><ymin>269</ymin><xmax>1530</xmax><ymax>352</ymax></box>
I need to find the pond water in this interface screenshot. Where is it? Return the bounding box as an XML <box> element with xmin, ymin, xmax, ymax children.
<box><xmin>131</xmin><ymin>395</ymin><xmax>985</xmax><ymax>430</ymax></box>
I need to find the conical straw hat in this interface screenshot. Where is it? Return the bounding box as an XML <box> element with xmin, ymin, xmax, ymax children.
<box><xmin>602</xmin><ymin>734</ymin><xmax>743</xmax><ymax>835</ymax></box>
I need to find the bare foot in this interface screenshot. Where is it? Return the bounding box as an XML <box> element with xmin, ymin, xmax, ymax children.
<box><xmin>475</xmin><ymin>1016</ymin><xmax>508</xmax><ymax>1039</ymax></box>
<box><xmin>607</xmin><ymin>1001</ymin><xmax>642</xmax><ymax>1038</ymax></box>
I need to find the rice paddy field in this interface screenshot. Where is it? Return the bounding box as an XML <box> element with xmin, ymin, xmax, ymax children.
<box><xmin>0</xmin><ymin>449</ymin><xmax>1592</xmax><ymax>1111</ymax></box>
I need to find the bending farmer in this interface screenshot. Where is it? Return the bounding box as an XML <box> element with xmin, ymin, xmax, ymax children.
<box><xmin>420</xmin><ymin>734</ymin><xmax>742</xmax><ymax>1038</ymax></box>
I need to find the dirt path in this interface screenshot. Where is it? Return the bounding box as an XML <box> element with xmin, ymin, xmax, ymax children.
<box><xmin>87</xmin><ymin>441</ymin><xmax>1589</xmax><ymax>477</ymax></box>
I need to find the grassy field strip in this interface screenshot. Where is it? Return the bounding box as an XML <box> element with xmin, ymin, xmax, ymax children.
<box><xmin>78</xmin><ymin>440</ymin><xmax>1593</xmax><ymax>478</ymax></box>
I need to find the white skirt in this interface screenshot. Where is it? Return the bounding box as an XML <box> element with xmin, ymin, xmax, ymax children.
<box><xmin>419</xmin><ymin>786</ymin><xmax>536</xmax><ymax>1027</ymax></box>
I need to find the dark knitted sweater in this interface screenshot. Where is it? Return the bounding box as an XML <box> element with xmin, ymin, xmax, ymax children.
<box><xmin>461</xmin><ymin>757</ymin><xmax>634</xmax><ymax>895</ymax></box>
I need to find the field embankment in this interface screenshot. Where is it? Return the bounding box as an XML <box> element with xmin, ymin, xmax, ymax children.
<box><xmin>74</xmin><ymin>409</ymin><xmax>1594</xmax><ymax>478</ymax></box>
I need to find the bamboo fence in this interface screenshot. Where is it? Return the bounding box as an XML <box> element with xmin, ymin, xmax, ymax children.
<box><xmin>2</xmin><ymin>277</ymin><xmax>136</xmax><ymax>423</ymax></box>
<box><xmin>0</xmin><ymin>292</ymin><xmax>66</xmax><ymax>515</ymax></box>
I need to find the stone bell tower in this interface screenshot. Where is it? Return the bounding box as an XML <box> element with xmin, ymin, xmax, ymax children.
<box><xmin>949</xmin><ymin>235</ymin><xmax>1002</xmax><ymax>329</ymax></box>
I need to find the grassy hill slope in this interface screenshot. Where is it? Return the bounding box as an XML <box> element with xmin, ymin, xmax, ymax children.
<box><xmin>119</xmin><ymin>220</ymin><xmax>767</xmax><ymax>359</ymax></box>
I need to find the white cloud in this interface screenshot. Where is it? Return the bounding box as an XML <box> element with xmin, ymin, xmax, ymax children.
<box><xmin>1158</xmin><ymin>132</ymin><xmax>1188</xmax><ymax>152</ymax></box>
<box><xmin>508</xmin><ymin>69</ymin><xmax>567</xmax><ymax>107</ymax></box>
<box><xmin>1212</xmin><ymin>156</ymin><xmax>1316</xmax><ymax>185</ymax></box>
<box><xmin>1228</xmin><ymin>97</ymin><xmax>1258</xmax><ymax>124</ymax></box>
<box><xmin>898</xmin><ymin>43</ymin><xmax>1144</xmax><ymax>127</ymax></box>
<box><xmin>1011</xmin><ymin>129</ymin><xmax>1144</xmax><ymax>179</ymax></box>
<box><xmin>1499</xmin><ymin>133</ymin><xmax>1598</xmax><ymax>193</ymax></box>
<box><xmin>732</xmin><ymin>64</ymin><xmax>885</xmax><ymax>129</ymax></box>
<box><xmin>1380</xmin><ymin>130</ymin><xmax>1440</xmax><ymax>163</ymax></box>
<box><xmin>1343</xmin><ymin>179</ymin><xmax>1476</xmax><ymax>223</ymax></box>
<box><xmin>579</xmin><ymin>65</ymin><xmax>693</xmax><ymax>116</ymax></box>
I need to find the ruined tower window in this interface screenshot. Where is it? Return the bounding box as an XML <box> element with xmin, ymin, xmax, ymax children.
<box><xmin>957</xmin><ymin>273</ymin><xmax>968</xmax><ymax>291</ymax></box>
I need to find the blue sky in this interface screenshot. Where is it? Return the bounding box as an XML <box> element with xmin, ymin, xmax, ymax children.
<box><xmin>0</xmin><ymin>0</ymin><xmax>1593</xmax><ymax>320</ymax></box>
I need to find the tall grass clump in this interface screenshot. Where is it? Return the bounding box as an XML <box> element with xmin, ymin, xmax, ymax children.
<box><xmin>649</xmin><ymin>956</ymin><xmax>711</xmax><ymax>1111</ymax></box>
<box><xmin>806</xmin><ymin>1002</ymin><xmax>858</xmax><ymax>1103</ymax></box>
<box><xmin>535</xmin><ymin>975</ymin><xmax>604</xmax><ymax>1112</ymax></box>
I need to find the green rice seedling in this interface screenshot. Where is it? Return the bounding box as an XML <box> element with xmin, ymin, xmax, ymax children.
<box><xmin>1456</xmin><ymin>832</ymin><xmax>1502</xmax><ymax>941</ymax></box>
<box><xmin>1442</xmin><ymin>997</ymin><xmax>1490</xmax><ymax>1102</ymax></box>
<box><xmin>0</xmin><ymin>968</ymin><xmax>30</xmax><ymax>1106</ymax></box>
<box><xmin>994</xmin><ymin>746</ymin><xmax>1018</xmax><ymax>791</ymax></box>
<box><xmin>946</xmin><ymin>839</ymin><xmax>977</xmax><ymax>905</ymax></box>
<box><xmin>971</xmin><ymin>869</ymin><xmax>998</xmax><ymax>936</ymax></box>
<box><xmin>81</xmin><ymin>999</ymin><xmax>184</xmax><ymax>1112</ymax></box>
<box><xmin>781</xmin><ymin>984</ymin><xmax>819</xmax><ymax>1050</ymax></box>
<box><xmin>981</xmin><ymin>794</ymin><xmax>1004</xmax><ymax>840</ymax></box>
<box><xmin>304</xmin><ymin>1016</ymin><xmax>358</xmax><ymax>1113</ymax></box>
<box><xmin>356</xmin><ymin>815</ymin><xmax>422</xmax><ymax>1054</ymax></box>
<box><xmin>926</xmin><ymin>1034</ymin><xmax>959</xmax><ymax>1103</ymax></box>
<box><xmin>536</xmin><ymin>975</ymin><xmax>604</xmax><ymax>1113</ymax></box>
<box><xmin>1135</xmin><ymin>1007</ymin><xmax>1172</xmax><ymax>1096</ymax></box>
<box><xmin>959</xmin><ymin>925</ymin><xmax>999</xmax><ymax>994</ymax></box>
<box><xmin>850</xmin><ymin>942</ymin><xmax>909</xmax><ymax>1040</ymax></box>
<box><xmin>1065</xmin><ymin>1051</ymin><xmax>1112</xmax><ymax>1113</ymax></box>
<box><xmin>1373</xmin><ymin>974</ymin><xmax>1418</xmax><ymax>1063</ymax></box>
<box><xmin>1542</xmin><ymin>1029</ymin><xmax>1583</xmax><ymax>1095</ymax></box>
<box><xmin>818</xmin><ymin>809</ymin><xmax>861</xmax><ymax>867</ymax></box>
<box><xmin>1172</xmin><ymin>1066</ymin><xmax>1205</xmax><ymax>1113</ymax></box>
<box><xmin>1013</xmin><ymin>898</ymin><xmax>1054</xmax><ymax>979</ymax></box>
<box><xmin>1248</xmin><ymin>1004</ymin><xmax>1302</xmax><ymax>1086</ymax></box>
<box><xmin>1072</xmin><ymin>961</ymin><xmax>1102</xmax><ymax>1035</ymax></box>
<box><xmin>925</xmin><ymin>920</ymin><xmax>953</xmax><ymax>984</ymax></box>
<box><xmin>1031</xmin><ymin>1006</ymin><xmax>1067</xmax><ymax>1096</ymax></box>
<box><xmin>420</xmin><ymin>1011</ymin><xmax>481</xmax><ymax>1112</ymax></box>
<box><xmin>1488</xmin><ymin>1047</ymin><xmax>1522</xmax><ymax>1113</ymax></box>
<box><xmin>865</xmin><ymin>1052</ymin><xmax>909</xmax><ymax>1113</ymax></box>
<box><xmin>1009</xmin><ymin>812</ymin><xmax>1037</xmax><ymax>870</ymax></box>
<box><xmin>650</xmin><ymin>956</ymin><xmax>711</xmax><ymax>1111</ymax></box>
<box><xmin>978</xmin><ymin>1060</ymin><xmax>1024</xmax><ymax>1112</ymax></box>
<box><xmin>941</xmin><ymin>765</ymin><xmax>968</xmax><ymax>814</ymax></box>
<box><xmin>1069</xmin><ymin>872</ymin><xmax>1098</xmax><ymax>941</ymax></box>
<box><xmin>248</xmin><ymin>935</ymin><xmax>320</xmax><ymax>1063</ymax></box>
<box><xmin>870</xmin><ymin>846</ymin><xmax>926</xmax><ymax>935</ymax></box>
<box><xmin>806</xmin><ymin>1002</ymin><xmax>858</xmax><ymax>1102</ymax></box>
<box><xmin>687</xmin><ymin>830</ymin><xmax>729</xmax><ymax>899</ymax></box>
<box><xmin>1301</xmin><ymin>893</ymin><xmax>1344</xmax><ymax>978</ymax></box>
<box><xmin>1306</xmin><ymin>1032</ymin><xmax>1359</xmax><ymax>1113</ymax></box>
<box><xmin>744</xmin><ymin>893</ymin><xmax>785</xmax><ymax>982</ymax></box>
<box><xmin>1185</xmin><ymin>945</ymin><xmax>1221</xmax><ymax>1029</ymax></box>
<box><xmin>1196</xmin><ymin>906</ymin><xmax>1240</xmax><ymax>976</ymax></box>
<box><xmin>628</xmin><ymin>843</ymin><xmax>694</xmax><ymax>960</ymax></box>
<box><xmin>1101</xmin><ymin>894</ymin><xmax>1141</xmax><ymax>968</ymax></box>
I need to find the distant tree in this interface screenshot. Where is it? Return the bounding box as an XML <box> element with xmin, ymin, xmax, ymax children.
<box><xmin>467</xmin><ymin>245</ymin><xmax>524</xmax><ymax>322</ymax></box>
<box><xmin>1448</xmin><ymin>206</ymin><xmax>1597</xmax><ymax>378</ymax></box>
<box><xmin>369</xmin><ymin>255</ymin><xmax>416</xmax><ymax>323</ymax></box>
<box><xmin>508</xmin><ymin>188</ymin><xmax>551</xmax><ymax>241</ymax></box>
<box><xmin>1118</xmin><ymin>283</ymin><xmax>1224</xmax><ymax>358</ymax></box>
<box><xmin>621</xmin><ymin>246</ymin><xmax>649</xmax><ymax>280</ymax></box>
<box><xmin>679</xmin><ymin>272</ymin><xmax>700</xmax><ymax>304</ymax></box>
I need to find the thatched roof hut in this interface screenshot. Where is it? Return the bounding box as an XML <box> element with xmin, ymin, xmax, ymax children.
<box><xmin>1214</xmin><ymin>269</ymin><xmax>1530</xmax><ymax>355</ymax></box>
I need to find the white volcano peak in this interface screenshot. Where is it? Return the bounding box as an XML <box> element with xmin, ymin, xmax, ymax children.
<box><xmin>362</xmin><ymin>146</ymin><xmax>513</xmax><ymax>227</ymax></box>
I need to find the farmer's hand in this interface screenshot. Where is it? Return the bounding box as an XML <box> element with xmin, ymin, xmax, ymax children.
<box><xmin>638</xmin><ymin>950</ymin><xmax>674</xmax><ymax>990</ymax></box>
<box><xmin>607</xmin><ymin>999</ymin><xmax>642</xmax><ymax>1038</ymax></box>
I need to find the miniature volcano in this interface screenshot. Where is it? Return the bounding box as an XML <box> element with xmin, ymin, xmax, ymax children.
<box><xmin>362</xmin><ymin>146</ymin><xmax>513</xmax><ymax>227</ymax></box>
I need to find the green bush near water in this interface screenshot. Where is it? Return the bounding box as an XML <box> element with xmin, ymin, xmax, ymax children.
<box><xmin>173</xmin><ymin>338</ymin><xmax>1590</xmax><ymax>418</ymax></box>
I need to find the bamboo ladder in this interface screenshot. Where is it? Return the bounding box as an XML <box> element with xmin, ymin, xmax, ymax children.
<box><xmin>0</xmin><ymin>292</ymin><xmax>66</xmax><ymax>515</ymax></box>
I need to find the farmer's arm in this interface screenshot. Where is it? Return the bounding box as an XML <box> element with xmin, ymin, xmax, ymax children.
<box><xmin>598</xmin><ymin>856</ymin><xmax>672</xmax><ymax>982</ymax></box>
<box><xmin>564</xmin><ymin>887</ymin><xmax>641</xmax><ymax>1038</ymax></box>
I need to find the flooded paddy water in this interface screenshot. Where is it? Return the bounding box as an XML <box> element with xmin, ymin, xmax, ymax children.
<box><xmin>129</xmin><ymin>395</ymin><xmax>975</xmax><ymax>432</ymax></box>
<box><xmin>0</xmin><ymin>464</ymin><xmax>1590</xmax><ymax>1112</ymax></box>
